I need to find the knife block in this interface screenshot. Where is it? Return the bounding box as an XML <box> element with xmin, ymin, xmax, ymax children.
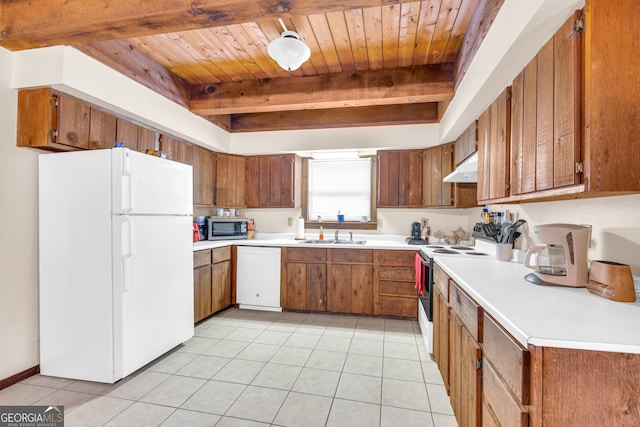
<box><xmin>587</xmin><ymin>261</ymin><xmax>636</xmax><ymax>302</ymax></box>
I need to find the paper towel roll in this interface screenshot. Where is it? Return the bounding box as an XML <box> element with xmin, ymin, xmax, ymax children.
<box><xmin>296</xmin><ymin>217</ymin><xmax>305</xmax><ymax>239</ymax></box>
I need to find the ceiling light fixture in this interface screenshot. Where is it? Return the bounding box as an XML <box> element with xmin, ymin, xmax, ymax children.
<box><xmin>268</xmin><ymin>19</ymin><xmax>311</xmax><ymax>72</ymax></box>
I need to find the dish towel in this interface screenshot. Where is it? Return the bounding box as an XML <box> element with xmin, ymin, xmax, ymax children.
<box><xmin>414</xmin><ymin>253</ymin><xmax>424</xmax><ymax>296</ymax></box>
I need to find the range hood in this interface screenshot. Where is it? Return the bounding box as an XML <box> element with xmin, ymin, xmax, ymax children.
<box><xmin>443</xmin><ymin>152</ymin><xmax>478</xmax><ymax>183</ymax></box>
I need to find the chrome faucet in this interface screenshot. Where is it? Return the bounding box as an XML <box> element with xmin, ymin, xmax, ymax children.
<box><xmin>335</xmin><ymin>230</ymin><xmax>339</xmax><ymax>241</ymax></box>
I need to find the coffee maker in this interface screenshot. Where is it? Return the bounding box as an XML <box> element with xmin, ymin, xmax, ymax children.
<box><xmin>524</xmin><ymin>224</ymin><xmax>591</xmax><ymax>287</ymax></box>
<box><xmin>406</xmin><ymin>221</ymin><xmax>429</xmax><ymax>245</ymax></box>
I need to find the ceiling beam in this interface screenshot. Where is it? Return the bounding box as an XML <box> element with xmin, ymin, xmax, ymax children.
<box><xmin>190</xmin><ymin>63</ymin><xmax>454</xmax><ymax>115</ymax></box>
<box><xmin>226</xmin><ymin>103</ymin><xmax>439</xmax><ymax>132</ymax></box>
<box><xmin>0</xmin><ymin>0</ymin><xmax>417</xmax><ymax>50</ymax></box>
<box><xmin>76</xmin><ymin>40</ymin><xmax>191</xmax><ymax>108</ymax></box>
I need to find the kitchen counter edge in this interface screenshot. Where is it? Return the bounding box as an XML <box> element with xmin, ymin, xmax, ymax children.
<box><xmin>193</xmin><ymin>238</ymin><xmax>420</xmax><ymax>251</ymax></box>
<box><xmin>434</xmin><ymin>256</ymin><xmax>640</xmax><ymax>354</ymax></box>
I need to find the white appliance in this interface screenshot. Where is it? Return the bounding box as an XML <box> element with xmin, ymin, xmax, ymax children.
<box><xmin>417</xmin><ymin>239</ymin><xmax>495</xmax><ymax>355</ymax></box>
<box><xmin>236</xmin><ymin>246</ymin><xmax>282</xmax><ymax>311</ymax></box>
<box><xmin>39</xmin><ymin>148</ymin><xmax>194</xmax><ymax>383</ymax></box>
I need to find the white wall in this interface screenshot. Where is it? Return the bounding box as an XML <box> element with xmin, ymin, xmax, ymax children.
<box><xmin>489</xmin><ymin>195</ymin><xmax>640</xmax><ymax>275</ymax></box>
<box><xmin>231</xmin><ymin>123</ymin><xmax>440</xmax><ymax>156</ymax></box>
<box><xmin>0</xmin><ymin>47</ymin><xmax>41</xmax><ymax>380</ymax></box>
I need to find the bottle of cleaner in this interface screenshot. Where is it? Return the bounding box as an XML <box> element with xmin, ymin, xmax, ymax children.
<box><xmin>319</xmin><ymin>226</ymin><xmax>324</xmax><ymax>241</ymax></box>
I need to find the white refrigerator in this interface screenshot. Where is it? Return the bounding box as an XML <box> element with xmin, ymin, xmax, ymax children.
<box><xmin>39</xmin><ymin>148</ymin><xmax>194</xmax><ymax>383</ymax></box>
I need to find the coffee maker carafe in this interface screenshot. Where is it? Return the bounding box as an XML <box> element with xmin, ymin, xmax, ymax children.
<box><xmin>524</xmin><ymin>224</ymin><xmax>591</xmax><ymax>287</ymax></box>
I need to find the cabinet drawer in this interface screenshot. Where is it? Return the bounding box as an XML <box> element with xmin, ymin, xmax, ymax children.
<box><xmin>483</xmin><ymin>313</ymin><xmax>529</xmax><ymax>404</ymax></box>
<box><xmin>379</xmin><ymin>295</ymin><xmax>417</xmax><ymax>318</ymax></box>
<box><xmin>374</xmin><ymin>250</ymin><xmax>416</xmax><ymax>265</ymax></box>
<box><xmin>449</xmin><ymin>281</ymin><xmax>482</xmax><ymax>342</ymax></box>
<box><xmin>378</xmin><ymin>265</ymin><xmax>414</xmax><ymax>281</ymax></box>
<box><xmin>379</xmin><ymin>280</ymin><xmax>417</xmax><ymax>297</ymax></box>
<box><xmin>212</xmin><ymin>246</ymin><xmax>231</xmax><ymax>263</ymax></box>
<box><xmin>194</xmin><ymin>250</ymin><xmax>212</xmax><ymax>268</ymax></box>
<box><xmin>433</xmin><ymin>264</ymin><xmax>449</xmax><ymax>300</ymax></box>
<box><xmin>482</xmin><ymin>358</ymin><xmax>528</xmax><ymax>427</ymax></box>
<box><xmin>286</xmin><ymin>247</ymin><xmax>327</xmax><ymax>262</ymax></box>
<box><xmin>330</xmin><ymin>249</ymin><xmax>373</xmax><ymax>264</ymax></box>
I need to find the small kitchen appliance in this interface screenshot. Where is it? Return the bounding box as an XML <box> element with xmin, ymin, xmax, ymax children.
<box><xmin>586</xmin><ymin>261</ymin><xmax>636</xmax><ymax>302</ymax></box>
<box><xmin>206</xmin><ymin>217</ymin><xmax>248</xmax><ymax>240</ymax></box>
<box><xmin>524</xmin><ymin>223</ymin><xmax>591</xmax><ymax>287</ymax></box>
<box><xmin>407</xmin><ymin>221</ymin><xmax>429</xmax><ymax>245</ymax></box>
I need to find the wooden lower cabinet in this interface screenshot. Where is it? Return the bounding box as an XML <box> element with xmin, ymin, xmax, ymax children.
<box><xmin>328</xmin><ymin>264</ymin><xmax>373</xmax><ymax>314</ymax></box>
<box><xmin>374</xmin><ymin>250</ymin><xmax>418</xmax><ymax>318</ymax></box>
<box><xmin>528</xmin><ymin>347</ymin><xmax>640</xmax><ymax>427</ymax></box>
<box><xmin>212</xmin><ymin>257</ymin><xmax>231</xmax><ymax>313</ymax></box>
<box><xmin>482</xmin><ymin>359</ymin><xmax>528</xmax><ymax>427</ymax></box>
<box><xmin>433</xmin><ymin>262</ymin><xmax>640</xmax><ymax>427</ymax></box>
<box><xmin>282</xmin><ymin>247</ymin><xmax>328</xmax><ymax>311</ymax></box>
<box><xmin>328</xmin><ymin>249</ymin><xmax>373</xmax><ymax>315</ymax></box>
<box><xmin>449</xmin><ymin>313</ymin><xmax>482</xmax><ymax>427</ymax></box>
<box><xmin>283</xmin><ymin>261</ymin><xmax>327</xmax><ymax>311</ymax></box>
<box><xmin>282</xmin><ymin>247</ymin><xmax>420</xmax><ymax>318</ymax></box>
<box><xmin>193</xmin><ymin>247</ymin><xmax>232</xmax><ymax>323</ymax></box>
<box><xmin>433</xmin><ymin>287</ymin><xmax>450</xmax><ymax>391</ymax></box>
<box><xmin>194</xmin><ymin>263</ymin><xmax>212</xmax><ymax>323</ymax></box>
<box><xmin>194</xmin><ymin>249</ymin><xmax>212</xmax><ymax>323</ymax></box>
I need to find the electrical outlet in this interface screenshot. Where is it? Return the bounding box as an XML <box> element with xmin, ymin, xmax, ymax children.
<box><xmin>421</xmin><ymin>218</ymin><xmax>429</xmax><ymax>229</ymax></box>
<box><xmin>287</xmin><ymin>217</ymin><xmax>293</xmax><ymax>226</ymax></box>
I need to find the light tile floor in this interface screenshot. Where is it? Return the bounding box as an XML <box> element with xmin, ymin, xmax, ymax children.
<box><xmin>0</xmin><ymin>308</ymin><xmax>457</xmax><ymax>427</ymax></box>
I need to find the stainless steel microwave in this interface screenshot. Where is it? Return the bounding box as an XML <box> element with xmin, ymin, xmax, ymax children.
<box><xmin>206</xmin><ymin>218</ymin><xmax>248</xmax><ymax>240</ymax></box>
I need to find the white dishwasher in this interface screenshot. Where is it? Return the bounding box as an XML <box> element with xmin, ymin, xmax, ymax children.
<box><xmin>236</xmin><ymin>246</ymin><xmax>282</xmax><ymax>311</ymax></box>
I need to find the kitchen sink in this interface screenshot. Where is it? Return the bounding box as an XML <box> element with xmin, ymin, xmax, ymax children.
<box><xmin>333</xmin><ymin>239</ymin><xmax>367</xmax><ymax>245</ymax></box>
<box><xmin>299</xmin><ymin>239</ymin><xmax>366</xmax><ymax>245</ymax></box>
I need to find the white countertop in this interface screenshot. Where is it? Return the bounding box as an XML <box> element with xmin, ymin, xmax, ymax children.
<box><xmin>193</xmin><ymin>233</ymin><xmax>419</xmax><ymax>251</ymax></box>
<box><xmin>435</xmin><ymin>256</ymin><xmax>640</xmax><ymax>354</ymax></box>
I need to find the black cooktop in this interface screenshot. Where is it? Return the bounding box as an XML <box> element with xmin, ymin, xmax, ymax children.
<box><xmin>433</xmin><ymin>249</ymin><xmax>459</xmax><ymax>254</ymax></box>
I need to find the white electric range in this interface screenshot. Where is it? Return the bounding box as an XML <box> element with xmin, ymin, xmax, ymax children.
<box><xmin>417</xmin><ymin>239</ymin><xmax>496</xmax><ymax>355</ymax></box>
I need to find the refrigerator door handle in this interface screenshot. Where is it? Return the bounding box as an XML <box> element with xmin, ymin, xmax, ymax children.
<box><xmin>122</xmin><ymin>217</ymin><xmax>133</xmax><ymax>292</ymax></box>
<box><xmin>121</xmin><ymin>151</ymin><xmax>133</xmax><ymax>213</ymax></box>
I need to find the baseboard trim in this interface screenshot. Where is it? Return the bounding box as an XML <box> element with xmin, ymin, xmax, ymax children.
<box><xmin>0</xmin><ymin>365</ymin><xmax>40</xmax><ymax>390</ymax></box>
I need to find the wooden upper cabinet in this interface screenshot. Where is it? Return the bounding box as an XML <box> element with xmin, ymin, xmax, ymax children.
<box><xmin>245</xmin><ymin>154</ymin><xmax>301</xmax><ymax>208</ymax></box>
<box><xmin>137</xmin><ymin>126</ymin><xmax>157</xmax><ymax>154</ymax></box>
<box><xmin>18</xmin><ymin>88</ymin><xmax>90</xmax><ymax>151</ymax></box>
<box><xmin>510</xmin><ymin>14</ymin><xmax>581</xmax><ymax>197</ymax></box>
<box><xmin>478</xmin><ymin>87</ymin><xmax>511</xmax><ymax>203</ymax></box>
<box><xmin>160</xmin><ymin>135</ymin><xmax>194</xmax><ymax>166</ymax></box>
<box><xmin>193</xmin><ymin>146</ymin><xmax>216</xmax><ymax>206</ymax></box>
<box><xmin>88</xmin><ymin>108</ymin><xmax>117</xmax><ymax>150</ymax></box>
<box><xmin>377</xmin><ymin>149</ymin><xmax>423</xmax><ymax>207</ymax></box>
<box><xmin>454</xmin><ymin>120</ymin><xmax>478</xmax><ymax>166</ymax></box>
<box><xmin>115</xmin><ymin>118</ymin><xmax>139</xmax><ymax>151</ymax></box>
<box><xmin>56</xmin><ymin>95</ymin><xmax>91</xmax><ymax>149</ymax></box>
<box><xmin>422</xmin><ymin>144</ymin><xmax>453</xmax><ymax>207</ymax></box>
<box><xmin>215</xmin><ymin>153</ymin><xmax>246</xmax><ymax>207</ymax></box>
<box><xmin>508</xmin><ymin>4</ymin><xmax>640</xmax><ymax>201</ymax></box>
<box><xmin>582</xmin><ymin>1</ymin><xmax>640</xmax><ymax>193</ymax></box>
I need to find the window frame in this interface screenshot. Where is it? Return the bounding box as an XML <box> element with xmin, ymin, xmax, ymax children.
<box><xmin>301</xmin><ymin>156</ymin><xmax>377</xmax><ymax>230</ymax></box>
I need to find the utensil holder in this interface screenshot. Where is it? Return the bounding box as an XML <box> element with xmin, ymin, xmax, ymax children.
<box><xmin>496</xmin><ymin>243</ymin><xmax>512</xmax><ymax>262</ymax></box>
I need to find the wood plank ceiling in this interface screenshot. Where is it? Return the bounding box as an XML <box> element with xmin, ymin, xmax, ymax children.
<box><xmin>0</xmin><ymin>0</ymin><xmax>501</xmax><ymax>132</ymax></box>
